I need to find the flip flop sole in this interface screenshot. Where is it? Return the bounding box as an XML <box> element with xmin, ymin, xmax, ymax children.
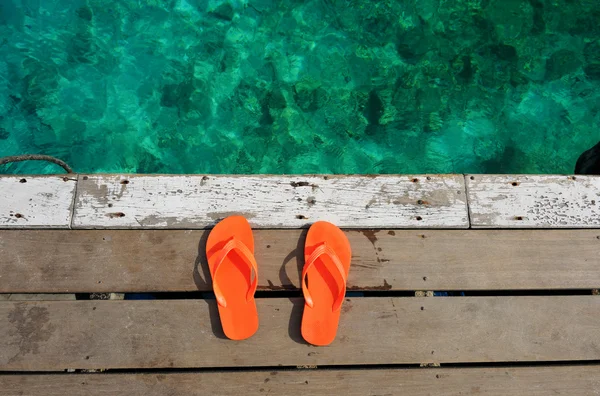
<box><xmin>301</xmin><ymin>221</ymin><xmax>352</xmax><ymax>346</ymax></box>
<box><xmin>206</xmin><ymin>216</ymin><xmax>259</xmax><ymax>340</ymax></box>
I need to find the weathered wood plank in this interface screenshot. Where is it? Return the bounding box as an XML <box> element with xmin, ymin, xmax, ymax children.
<box><xmin>0</xmin><ymin>176</ymin><xmax>77</xmax><ymax>229</ymax></box>
<box><xmin>2</xmin><ymin>366</ymin><xmax>599</xmax><ymax>396</ymax></box>
<box><xmin>2</xmin><ymin>229</ymin><xmax>600</xmax><ymax>293</ymax></box>
<box><xmin>467</xmin><ymin>175</ymin><xmax>600</xmax><ymax>228</ymax></box>
<box><xmin>72</xmin><ymin>175</ymin><xmax>468</xmax><ymax>229</ymax></box>
<box><xmin>0</xmin><ymin>294</ymin><xmax>75</xmax><ymax>301</ymax></box>
<box><xmin>1</xmin><ymin>297</ymin><xmax>599</xmax><ymax>370</ymax></box>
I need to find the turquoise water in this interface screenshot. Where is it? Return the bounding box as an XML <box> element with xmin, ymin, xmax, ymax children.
<box><xmin>0</xmin><ymin>0</ymin><xmax>599</xmax><ymax>174</ymax></box>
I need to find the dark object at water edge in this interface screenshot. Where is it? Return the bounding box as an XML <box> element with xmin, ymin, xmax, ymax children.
<box><xmin>575</xmin><ymin>141</ymin><xmax>600</xmax><ymax>175</ymax></box>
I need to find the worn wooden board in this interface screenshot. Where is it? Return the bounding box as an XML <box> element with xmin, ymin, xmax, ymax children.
<box><xmin>0</xmin><ymin>294</ymin><xmax>75</xmax><ymax>301</ymax></box>
<box><xmin>2</xmin><ymin>366</ymin><xmax>599</xmax><ymax>396</ymax></box>
<box><xmin>0</xmin><ymin>176</ymin><xmax>77</xmax><ymax>229</ymax></box>
<box><xmin>467</xmin><ymin>175</ymin><xmax>600</xmax><ymax>228</ymax></box>
<box><xmin>2</xmin><ymin>229</ymin><xmax>600</xmax><ymax>293</ymax></box>
<box><xmin>1</xmin><ymin>297</ymin><xmax>599</xmax><ymax>370</ymax></box>
<box><xmin>72</xmin><ymin>175</ymin><xmax>468</xmax><ymax>229</ymax></box>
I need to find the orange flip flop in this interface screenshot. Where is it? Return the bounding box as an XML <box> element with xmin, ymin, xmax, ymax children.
<box><xmin>301</xmin><ymin>221</ymin><xmax>352</xmax><ymax>346</ymax></box>
<box><xmin>206</xmin><ymin>216</ymin><xmax>258</xmax><ymax>340</ymax></box>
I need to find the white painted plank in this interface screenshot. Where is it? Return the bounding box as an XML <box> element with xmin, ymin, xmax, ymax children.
<box><xmin>73</xmin><ymin>175</ymin><xmax>468</xmax><ymax>229</ymax></box>
<box><xmin>0</xmin><ymin>176</ymin><xmax>77</xmax><ymax>229</ymax></box>
<box><xmin>467</xmin><ymin>175</ymin><xmax>600</xmax><ymax>228</ymax></box>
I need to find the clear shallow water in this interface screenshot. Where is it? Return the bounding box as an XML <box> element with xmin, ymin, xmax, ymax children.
<box><xmin>0</xmin><ymin>0</ymin><xmax>599</xmax><ymax>174</ymax></box>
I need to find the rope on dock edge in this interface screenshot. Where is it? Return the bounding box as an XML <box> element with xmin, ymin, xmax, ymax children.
<box><xmin>0</xmin><ymin>154</ymin><xmax>73</xmax><ymax>174</ymax></box>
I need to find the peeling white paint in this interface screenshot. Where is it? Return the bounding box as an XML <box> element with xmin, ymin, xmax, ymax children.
<box><xmin>72</xmin><ymin>175</ymin><xmax>469</xmax><ymax>229</ymax></box>
<box><xmin>467</xmin><ymin>175</ymin><xmax>600</xmax><ymax>228</ymax></box>
<box><xmin>0</xmin><ymin>176</ymin><xmax>77</xmax><ymax>229</ymax></box>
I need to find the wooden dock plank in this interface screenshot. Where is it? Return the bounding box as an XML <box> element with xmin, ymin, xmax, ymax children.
<box><xmin>2</xmin><ymin>229</ymin><xmax>599</xmax><ymax>293</ymax></box>
<box><xmin>72</xmin><ymin>175</ymin><xmax>468</xmax><ymax>229</ymax></box>
<box><xmin>0</xmin><ymin>176</ymin><xmax>77</xmax><ymax>229</ymax></box>
<box><xmin>467</xmin><ymin>175</ymin><xmax>600</xmax><ymax>228</ymax></box>
<box><xmin>2</xmin><ymin>366</ymin><xmax>599</xmax><ymax>396</ymax></box>
<box><xmin>1</xmin><ymin>297</ymin><xmax>599</xmax><ymax>370</ymax></box>
<box><xmin>0</xmin><ymin>295</ymin><xmax>75</xmax><ymax>301</ymax></box>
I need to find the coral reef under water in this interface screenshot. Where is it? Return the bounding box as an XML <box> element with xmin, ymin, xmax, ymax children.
<box><xmin>0</xmin><ymin>0</ymin><xmax>599</xmax><ymax>174</ymax></box>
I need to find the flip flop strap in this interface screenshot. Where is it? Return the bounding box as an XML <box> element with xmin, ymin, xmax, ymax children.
<box><xmin>211</xmin><ymin>238</ymin><xmax>258</xmax><ymax>308</ymax></box>
<box><xmin>302</xmin><ymin>242</ymin><xmax>347</xmax><ymax>312</ymax></box>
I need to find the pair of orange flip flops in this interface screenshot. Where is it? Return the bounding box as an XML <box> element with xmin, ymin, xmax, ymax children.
<box><xmin>206</xmin><ymin>216</ymin><xmax>352</xmax><ymax>346</ymax></box>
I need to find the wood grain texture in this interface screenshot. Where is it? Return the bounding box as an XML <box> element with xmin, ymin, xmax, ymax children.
<box><xmin>2</xmin><ymin>297</ymin><xmax>599</xmax><ymax>370</ymax></box>
<box><xmin>0</xmin><ymin>295</ymin><xmax>75</xmax><ymax>301</ymax></box>
<box><xmin>467</xmin><ymin>175</ymin><xmax>600</xmax><ymax>228</ymax></box>
<box><xmin>72</xmin><ymin>174</ymin><xmax>468</xmax><ymax>229</ymax></box>
<box><xmin>2</xmin><ymin>229</ymin><xmax>600</xmax><ymax>293</ymax></box>
<box><xmin>2</xmin><ymin>366</ymin><xmax>600</xmax><ymax>396</ymax></box>
<box><xmin>0</xmin><ymin>176</ymin><xmax>77</xmax><ymax>229</ymax></box>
